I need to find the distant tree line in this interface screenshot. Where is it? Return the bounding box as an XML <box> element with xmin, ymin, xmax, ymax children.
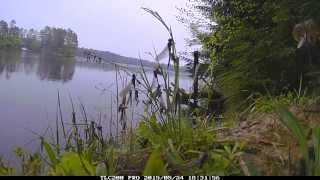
<box><xmin>0</xmin><ymin>20</ymin><xmax>21</xmax><ymax>49</ymax></box>
<box><xmin>0</xmin><ymin>19</ymin><xmax>78</xmax><ymax>56</ymax></box>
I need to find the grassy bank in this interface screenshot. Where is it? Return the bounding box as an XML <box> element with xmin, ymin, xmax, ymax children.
<box><xmin>0</xmin><ymin>93</ymin><xmax>319</xmax><ymax>176</ymax></box>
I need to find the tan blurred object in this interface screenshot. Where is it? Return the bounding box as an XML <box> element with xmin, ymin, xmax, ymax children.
<box><xmin>293</xmin><ymin>19</ymin><xmax>320</xmax><ymax>48</ymax></box>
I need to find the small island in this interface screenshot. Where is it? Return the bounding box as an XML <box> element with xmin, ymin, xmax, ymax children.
<box><xmin>0</xmin><ymin>19</ymin><xmax>78</xmax><ymax>57</ymax></box>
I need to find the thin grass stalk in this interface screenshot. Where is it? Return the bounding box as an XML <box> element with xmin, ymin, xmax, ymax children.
<box><xmin>171</xmin><ymin>38</ymin><xmax>181</xmax><ymax>128</ymax></box>
<box><xmin>137</xmin><ymin>55</ymin><xmax>167</xmax><ymax>125</ymax></box>
<box><xmin>138</xmin><ymin>55</ymin><xmax>152</xmax><ymax>91</ymax></box>
<box><xmin>313</xmin><ymin>127</ymin><xmax>320</xmax><ymax>175</ymax></box>
<box><xmin>275</xmin><ymin>104</ymin><xmax>310</xmax><ymax>175</ymax></box>
<box><xmin>115</xmin><ymin>65</ymin><xmax>119</xmax><ymax>141</ymax></box>
<box><xmin>131</xmin><ymin>101</ymin><xmax>134</xmax><ymax>132</ymax></box>
<box><xmin>57</xmin><ymin>91</ymin><xmax>67</xmax><ymax>142</ymax></box>
<box><xmin>110</xmin><ymin>94</ymin><xmax>113</xmax><ymax>138</ymax></box>
<box><xmin>141</xmin><ymin>8</ymin><xmax>185</xmax><ymax>136</ymax></box>
<box><xmin>288</xmin><ymin>142</ymin><xmax>292</xmax><ymax>175</ymax></box>
<box><xmin>79</xmin><ymin>99</ymin><xmax>89</xmax><ymax>143</ymax></box>
<box><xmin>97</xmin><ymin>126</ymin><xmax>104</xmax><ymax>151</ymax></box>
<box><xmin>152</xmin><ymin>47</ymin><xmax>171</xmax><ymax>121</ymax></box>
<box><xmin>69</xmin><ymin>93</ymin><xmax>81</xmax><ymax>152</ymax></box>
<box><xmin>55</xmin><ymin>107</ymin><xmax>60</xmax><ymax>155</ymax></box>
<box><xmin>89</xmin><ymin>121</ymin><xmax>97</xmax><ymax>146</ymax></box>
<box><xmin>142</xmin><ymin>8</ymin><xmax>182</xmax><ymax>129</ymax></box>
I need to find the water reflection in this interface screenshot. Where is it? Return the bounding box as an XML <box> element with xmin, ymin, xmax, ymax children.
<box><xmin>37</xmin><ymin>53</ymin><xmax>76</xmax><ymax>82</ymax></box>
<box><xmin>0</xmin><ymin>50</ymin><xmax>21</xmax><ymax>79</ymax></box>
<box><xmin>0</xmin><ymin>50</ymin><xmax>76</xmax><ymax>82</ymax></box>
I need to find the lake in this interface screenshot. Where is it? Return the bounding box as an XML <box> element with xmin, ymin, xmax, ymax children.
<box><xmin>0</xmin><ymin>50</ymin><xmax>192</xmax><ymax>161</ymax></box>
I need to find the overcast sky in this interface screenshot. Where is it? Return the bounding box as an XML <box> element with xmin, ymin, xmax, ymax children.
<box><xmin>0</xmin><ymin>0</ymin><xmax>191</xmax><ymax>60</ymax></box>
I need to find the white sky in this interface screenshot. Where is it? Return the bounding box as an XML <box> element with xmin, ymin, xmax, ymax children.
<box><xmin>0</xmin><ymin>0</ymin><xmax>191</xmax><ymax>60</ymax></box>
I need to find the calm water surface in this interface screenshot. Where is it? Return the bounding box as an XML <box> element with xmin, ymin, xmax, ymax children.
<box><xmin>0</xmin><ymin>50</ymin><xmax>192</xmax><ymax>160</ymax></box>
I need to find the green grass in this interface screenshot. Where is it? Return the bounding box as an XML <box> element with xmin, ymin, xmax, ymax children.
<box><xmin>275</xmin><ymin>103</ymin><xmax>320</xmax><ymax>176</ymax></box>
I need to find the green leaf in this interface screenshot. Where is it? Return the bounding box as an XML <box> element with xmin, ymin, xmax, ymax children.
<box><xmin>96</xmin><ymin>163</ymin><xmax>108</xmax><ymax>176</ymax></box>
<box><xmin>313</xmin><ymin>127</ymin><xmax>320</xmax><ymax>175</ymax></box>
<box><xmin>167</xmin><ymin>139</ymin><xmax>184</xmax><ymax>165</ymax></box>
<box><xmin>143</xmin><ymin>149</ymin><xmax>168</xmax><ymax>176</ymax></box>
<box><xmin>42</xmin><ymin>139</ymin><xmax>59</xmax><ymax>166</ymax></box>
<box><xmin>275</xmin><ymin>104</ymin><xmax>310</xmax><ymax>172</ymax></box>
<box><xmin>55</xmin><ymin>152</ymin><xmax>95</xmax><ymax>176</ymax></box>
<box><xmin>14</xmin><ymin>147</ymin><xmax>26</xmax><ymax>158</ymax></box>
<box><xmin>0</xmin><ymin>161</ymin><xmax>15</xmax><ymax>176</ymax></box>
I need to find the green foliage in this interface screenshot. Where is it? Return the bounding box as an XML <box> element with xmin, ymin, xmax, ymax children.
<box><xmin>313</xmin><ymin>127</ymin><xmax>320</xmax><ymax>176</ymax></box>
<box><xmin>96</xmin><ymin>148</ymin><xmax>118</xmax><ymax>176</ymax></box>
<box><xmin>40</xmin><ymin>139</ymin><xmax>97</xmax><ymax>176</ymax></box>
<box><xmin>0</xmin><ymin>20</ymin><xmax>22</xmax><ymax>49</ymax></box>
<box><xmin>42</xmin><ymin>139</ymin><xmax>59</xmax><ymax>166</ymax></box>
<box><xmin>275</xmin><ymin>104</ymin><xmax>320</xmax><ymax>176</ymax></box>
<box><xmin>134</xmin><ymin>13</ymin><xmax>236</xmax><ymax>177</ymax></box>
<box><xmin>143</xmin><ymin>148</ymin><xmax>168</xmax><ymax>176</ymax></box>
<box><xmin>14</xmin><ymin>147</ymin><xmax>43</xmax><ymax>176</ymax></box>
<box><xmin>137</xmin><ymin>115</ymin><xmax>243</xmax><ymax>175</ymax></box>
<box><xmin>206</xmin><ymin>143</ymin><xmax>243</xmax><ymax>175</ymax></box>
<box><xmin>1</xmin><ymin>19</ymin><xmax>78</xmax><ymax>56</ymax></box>
<box><xmin>51</xmin><ymin>152</ymin><xmax>96</xmax><ymax>176</ymax></box>
<box><xmin>301</xmin><ymin>0</ymin><xmax>320</xmax><ymax>21</ymax></box>
<box><xmin>189</xmin><ymin>0</ymin><xmax>320</xmax><ymax>111</ymax></box>
<box><xmin>0</xmin><ymin>36</ymin><xmax>21</xmax><ymax>49</ymax></box>
<box><xmin>0</xmin><ymin>158</ymin><xmax>15</xmax><ymax>176</ymax></box>
<box><xmin>276</xmin><ymin>104</ymin><xmax>308</xmax><ymax>159</ymax></box>
<box><xmin>253</xmin><ymin>93</ymin><xmax>310</xmax><ymax>113</ymax></box>
<box><xmin>137</xmin><ymin>115</ymin><xmax>216</xmax><ymax>153</ymax></box>
<box><xmin>25</xmin><ymin>27</ymin><xmax>78</xmax><ymax>56</ymax></box>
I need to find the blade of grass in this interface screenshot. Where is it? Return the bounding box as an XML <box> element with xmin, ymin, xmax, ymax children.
<box><xmin>57</xmin><ymin>91</ymin><xmax>67</xmax><ymax>142</ymax></box>
<box><xmin>275</xmin><ymin>103</ymin><xmax>310</xmax><ymax>173</ymax></box>
<box><xmin>313</xmin><ymin>127</ymin><xmax>320</xmax><ymax>175</ymax></box>
<box><xmin>41</xmin><ymin>138</ymin><xmax>59</xmax><ymax>167</ymax></box>
<box><xmin>143</xmin><ymin>148</ymin><xmax>168</xmax><ymax>176</ymax></box>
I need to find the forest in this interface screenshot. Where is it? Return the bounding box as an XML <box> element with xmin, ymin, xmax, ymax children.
<box><xmin>0</xmin><ymin>20</ymin><xmax>78</xmax><ymax>56</ymax></box>
<box><xmin>1</xmin><ymin>0</ymin><xmax>320</xmax><ymax>176</ymax></box>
